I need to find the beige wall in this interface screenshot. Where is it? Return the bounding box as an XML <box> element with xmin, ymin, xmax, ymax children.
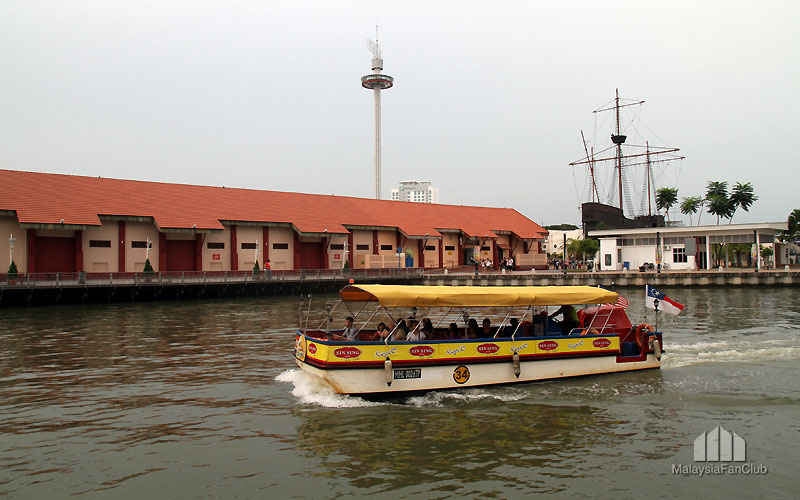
<box><xmin>202</xmin><ymin>229</ymin><xmax>229</xmax><ymax>271</ymax></box>
<box><xmin>236</xmin><ymin>226</ymin><xmax>262</xmax><ymax>271</ymax></box>
<box><xmin>351</xmin><ymin>229</ymin><xmax>372</xmax><ymax>269</ymax></box>
<box><xmin>326</xmin><ymin>235</ymin><xmax>347</xmax><ymax>269</ymax></box>
<box><xmin>127</xmin><ymin>222</ymin><xmax>160</xmax><ymax>272</ymax></box>
<box><xmin>0</xmin><ymin>215</ymin><xmax>26</xmax><ymax>273</ymax></box>
<box><xmin>442</xmin><ymin>233</ymin><xmax>459</xmax><ymax>268</ymax></box>
<box><xmin>268</xmin><ymin>226</ymin><xmax>294</xmax><ymax>270</ymax></box>
<box><xmin>83</xmin><ymin>221</ymin><xmax>119</xmax><ymax>272</ymax></box>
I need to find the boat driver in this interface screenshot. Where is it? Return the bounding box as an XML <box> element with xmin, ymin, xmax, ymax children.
<box><xmin>332</xmin><ymin>316</ymin><xmax>358</xmax><ymax>341</ymax></box>
<box><xmin>549</xmin><ymin>305</ymin><xmax>579</xmax><ymax>335</ymax></box>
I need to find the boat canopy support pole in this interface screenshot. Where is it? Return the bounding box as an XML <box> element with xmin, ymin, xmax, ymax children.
<box><xmin>434</xmin><ymin>308</ymin><xmax>453</xmax><ymax>330</ymax></box>
<box><xmin>511</xmin><ymin>306</ymin><xmax>532</xmax><ymax>342</ymax></box>
<box><xmin>355</xmin><ymin>305</ymin><xmax>382</xmax><ymax>337</ymax></box>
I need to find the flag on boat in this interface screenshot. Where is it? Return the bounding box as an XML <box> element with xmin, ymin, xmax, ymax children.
<box><xmin>597</xmin><ymin>285</ymin><xmax>628</xmax><ymax>309</ymax></box>
<box><xmin>646</xmin><ymin>285</ymin><xmax>684</xmax><ymax>315</ymax></box>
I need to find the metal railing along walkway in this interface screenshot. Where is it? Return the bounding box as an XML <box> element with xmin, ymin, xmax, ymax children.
<box><xmin>0</xmin><ymin>268</ymin><xmax>424</xmax><ymax>289</ymax></box>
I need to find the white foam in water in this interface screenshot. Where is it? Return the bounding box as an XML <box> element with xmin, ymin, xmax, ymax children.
<box><xmin>407</xmin><ymin>389</ymin><xmax>527</xmax><ymax>407</ymax></box>
<box><xmin>663</xmin><ymin>344</ymin><xmax>799</xmax><ymax>369</ymax></box>
<box><xmin>275</xmin><ymin>369</ymin><xmax>386</xmax><ymax>408</ymax></box>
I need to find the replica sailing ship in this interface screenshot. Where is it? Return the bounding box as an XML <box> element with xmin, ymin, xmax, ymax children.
<box><xmin>570</xmin><ymin>89</ymin><xmax>684</xmax><ymax>234</ymax></box>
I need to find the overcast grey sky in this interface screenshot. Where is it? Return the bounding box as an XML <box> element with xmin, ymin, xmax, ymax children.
<box><xmin>2</xmin><ymin>0</ymin><xmax>797</xmax><ymax>226</ymax></box>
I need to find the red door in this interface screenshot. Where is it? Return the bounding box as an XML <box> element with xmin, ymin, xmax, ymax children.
<box><xmin>298</xmin><ymin>241</ymin><xmax>324</xmax><ymax>269</ymax></box>
<box><xmin>36</xmin><ymin>237</ymin><xmax>76</xmax><ymax>273</ymax></box>
<box><xmin>166</xmin><ymin>240</ymin><xmax>196</xmax><ymax>271</ymax></box>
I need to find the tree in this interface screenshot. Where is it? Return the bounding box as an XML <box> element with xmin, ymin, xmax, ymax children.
<box><xmin>706</xmin><ymin>194</ymin><xmax>734</xmax><ymax>225</ymax></box>
<box><xmin>143</xmin><ymin>258</ymin><xmax>154</xmax><ymax>274</ymax></box>
<box><xmin>7</xmin><ymin>260</ymin><xmax>18</xmax><ymax>279</ymax></box>
<box><xmin>655</xmin><ymin>187</ymin><xmax>679</xmax><ymax>222</ymax></box>
<box><xmin>705</xmin><ymin>181</ymin><xmax>729</xmax><ymax>199</ymax></box>
<box><xmin>783</xmin><ymin>208</ymin><xmax>800</xmax><ymax>241</ymax></box>
<box><xmin>729</xmin><ymin>182</ymin><xmax>758</xmax><ymax>223</ymax></box>
<box><xmin>680</xmin><ymin>196</ymin><xmax>702</xmax><ymax>226</ymax></box>
<box><xmin>579</xmin><ymin>238</ymin><xmax>600</xmax><ymax>259</ymax></box>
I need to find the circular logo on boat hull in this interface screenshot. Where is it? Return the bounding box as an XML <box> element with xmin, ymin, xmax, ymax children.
<box><xmin>453</xmin><ymin>365</ymin><xmax>470</xmax><ymax>384</ymax></box>
<box><xmin>308</xmin><ymin>343</ymin><xmax>317</xmax><ymax>355</ymax></box>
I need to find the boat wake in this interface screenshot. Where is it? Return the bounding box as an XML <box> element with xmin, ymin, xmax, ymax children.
<box><xmin>275</xmin><ymin>369</ymin><xmax>386</xmax><ymax>408</ymax></box>
<box><xmin>663</xmin><ymin>337</ymin><xmax>799</xmax><ymax>368</ymax></box>
<box><xmin>406</xmin><ymin>389</ymin><xmax>527</xmax><ymax>407</ymax></box>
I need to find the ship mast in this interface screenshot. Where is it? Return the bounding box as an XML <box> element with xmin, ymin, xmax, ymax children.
<box><xmin>646</xmin><ymin>141</ymin><xmax>652</xmax><ymax>216</ymax></box>
<box><xmin>610</xmin><ymin>89</ymin><xmax>626</xmax><ymax>210</ymax></box>
<box><xmin>581</xmin><ymin>130</ymin><xmax>599</xmax><ymax>203</ymax></box>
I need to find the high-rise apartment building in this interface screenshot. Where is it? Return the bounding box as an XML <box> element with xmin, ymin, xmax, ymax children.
<box><xmin>390</xmin><ymin>180</ymin><xmax>439</xmax><ymax>203</ymax></box>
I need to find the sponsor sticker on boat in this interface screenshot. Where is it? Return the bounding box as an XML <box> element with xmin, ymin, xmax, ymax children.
<box><xmin>592</xmin><ymin>338</ymin><xmax>612</xmax><ymax>349</ymax></box>
<box><xmin>538</xmin><ymin>340</ymin><xmax>559</xmax><ymax>351</ymax></box>
<box><xmin>394</xmin><ymin>368</ymin><xmax>422</xmax><ymax>380</ymax></box>
<box><xmin>477</xmin><ymin>343</ymin><xmax>500</xmax><ymax>355</ymax></box>
<box><xmin>295</xmin><ymin>335</ymin><xmax>306</xmax><ymax>361</ymax></box>
<box><xmin>308</xmin><ymin>343</ymin><xmax>317</xmax><ymax>355</ymax></box>
<box><xmin>409</xmin><ymin>345</ymin><xmax>435</xmax><ymax>357</ymax></box>
<box><xmin>334</xmin><ymin>347</ymin><xmax>362</xmax><ymax>359</ymax></box>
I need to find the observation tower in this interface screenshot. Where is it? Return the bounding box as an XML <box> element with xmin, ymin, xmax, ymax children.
<box><xmin>361</xmin><ymin>38</ymin><xmax>393</xmax><ymax>199</ymax></box>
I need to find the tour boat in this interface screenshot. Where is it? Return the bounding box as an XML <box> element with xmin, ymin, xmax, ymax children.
<box><xmin>294</xmin><ymin>284</ymin><xmax>663</xmax><ymax>395</ymax></box>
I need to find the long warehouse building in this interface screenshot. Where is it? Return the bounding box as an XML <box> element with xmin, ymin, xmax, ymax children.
<box><xmin>0</xmin><ymin>170</ymin><xmax>548</xmax><ymax>274</ymax></box>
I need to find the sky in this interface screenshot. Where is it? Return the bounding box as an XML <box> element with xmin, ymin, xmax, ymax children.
<box><xmin>1</xmin><ymin>0</ymin><xmax>797</xmax><ymax>227</ymax></box>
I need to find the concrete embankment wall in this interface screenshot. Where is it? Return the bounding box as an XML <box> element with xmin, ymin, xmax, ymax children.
<box><xmin>422</xmin><ymin>270</ymin><xmax>800</xmax><ymax>288</ymax></box>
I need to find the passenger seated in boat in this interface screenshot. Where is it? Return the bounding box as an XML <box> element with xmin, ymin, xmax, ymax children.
<box><xmin>447</xmin><ymin>322</ymin><xmax>462</xmax><ymax>339</ymax></box>
<box><xmin>375</xmin><ymin>322</ymin><xmax>393</xmax><ymax>341</ymax></box>
<box><xmin>549</xmin><ymin>305</ymin><xmax>579</xmax><ymax>335</ymax></box>
<box><xmin>480</xmin><ymin>318</ymin><xmax>493</xmax><ymax>338</ymax></box>
<box><xmin>389</xmin><ymin>320</ymin><xmax>409</xmax><ymax>341</ymax></box>
<box><xmin>421</xmin><ymin>318</ymin><xmax>434</xmax><ymax>339</ymax></box>
<box><xmin>406</xmin><ymin>319</ymin><xmax>424</xmax><ymax>341</ymax></box>
<box><xmin>501</xmin><ymin>318</ymin><xmax>520</xmax><ymax>337</ymax></box>
<box><xmin>466</xmin><ymin>318</ymin><xmax>480</xmax><ymax>339</ymax></box>
<box><xmin>331</xmin><ymin>316</ymin><xmax>358</xmax><ymax>341</ymax></box>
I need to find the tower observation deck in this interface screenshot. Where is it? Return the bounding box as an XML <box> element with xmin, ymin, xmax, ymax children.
<box><xmin>361</xmin><ymin>51</ymin><xmax>393</xmax><ymax>200</ymax></box>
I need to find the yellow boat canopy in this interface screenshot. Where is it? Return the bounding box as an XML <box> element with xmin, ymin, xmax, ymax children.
<box><xmin>339</xmin><ymin>284</ymin><xmax>618</xmax><ymax>308</ymax></box>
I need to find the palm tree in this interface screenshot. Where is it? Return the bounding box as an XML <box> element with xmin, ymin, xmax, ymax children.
<box><xmin>655</xmin><ymin>187</ymin><xmax>679</xmax><ymax>222</ymax></box>
<box><xmin>705</xmin><ymin>181</ymin><xmax>729</xmax><ymax>199</ymax></box>
<box><xmin>785</xmin><ymin>208</ymin><xmax>800</xmax><ymax>241</ymax></box>
<box><xmin>680</xmin><ymin>196</ymin><xmax>702</xmax><ymax>226</ymax></box>
<box><xmin>706</xmin><ymin>194</ymin><xmax>734</xmax><ymax>225</ymax></box>
<box><xmin>729</xmin><ymin>182</ymin><xmax>758</xmax><ymax>223</ymax></box>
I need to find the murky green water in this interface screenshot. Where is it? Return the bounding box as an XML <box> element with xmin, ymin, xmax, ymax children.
<box><xmin>1</xmin><ymin>287</ymin><xmax>798</xmax><ymax>498</ymax></box>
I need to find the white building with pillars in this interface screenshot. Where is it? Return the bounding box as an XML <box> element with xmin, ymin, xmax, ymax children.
<box><xmin>589</xmin><ymin>222</ymin><xmax>788</xmax><ymax>271</ymax></box>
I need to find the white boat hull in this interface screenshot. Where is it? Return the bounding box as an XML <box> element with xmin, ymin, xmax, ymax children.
<box><xmin>295</xmin><ymin>353</ymin><xmax>661</xmax><ymax>395</ymax></box>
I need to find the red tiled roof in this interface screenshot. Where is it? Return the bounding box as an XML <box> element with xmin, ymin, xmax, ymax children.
<box><xmin>0</xmin><ymin>170</ymin><xmax>548</xmax><ymax>239</ymax></box>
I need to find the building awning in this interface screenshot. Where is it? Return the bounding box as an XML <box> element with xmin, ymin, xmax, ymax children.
<box><xmin>497</xmin><ymin>244</ymin><xmax>511</xmax><ymax>250</ymax></box>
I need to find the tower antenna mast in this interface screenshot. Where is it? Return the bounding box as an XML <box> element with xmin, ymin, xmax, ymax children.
<box><xmin>362</xmin><ymin>28</ymin><xmax>394</xmax><ymax>199</ymax></box>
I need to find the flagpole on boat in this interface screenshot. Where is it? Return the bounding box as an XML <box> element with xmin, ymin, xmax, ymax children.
<box><xmin>653</xmin><ymin>297</ymin><xmax>659</xmax><ymax>332</ymax></box>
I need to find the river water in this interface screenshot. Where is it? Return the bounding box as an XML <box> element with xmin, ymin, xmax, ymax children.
<box><xmin>0</xmin><ymin>287</ymin><xmax>797</xmax><ymax>498</ymax></box>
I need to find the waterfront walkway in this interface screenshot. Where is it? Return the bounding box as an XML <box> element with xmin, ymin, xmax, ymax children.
<box><xmin>1</xmin><ymin>267</ymin><xmax>796</xmax><ymax>306</ymax></box>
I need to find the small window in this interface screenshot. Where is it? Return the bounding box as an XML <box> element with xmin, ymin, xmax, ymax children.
<box><xmin>673</xmin><ymin>247</ymin><xmax>687</xmax><ymax>263</ymax></box>
<box><xmin>480</xmin><ymin>246</ymin><xmax>490</xmax><ymax>251</ymax></box>
<box><xmin>131</xmin><ymin>241</ymin><xmax>149</xmax><ymax>249</ymax></box>
<box><xmin>425</xmin><ymin>245</ymin><xmax>436</xmax><ymax>251</ymax></box>
<box><xmin>89</xmin><ymin>240</ymin><xmax>111</xmax><ymax>248</ymax></box>
<box><xmin>605</xmin><ymin>254</ymin><xmax>612</xmax><ymax>266</ymax></box>
<box><xmin>445</xmin><ymin>245</ymin><xmax>455</xmax><ymax>251</ymax></box>
<box><xmin>241</xmin><ymin>242</ymin><xmax>257</xmax><ymax>250</ymax></box>
<box><xmin>356</xmin><ymin>244</ymin><xmax>369</xmax><ymax>251</ymax></box>
<box><xmin>273</xmin><ymin>243</ymin><xmax>289</xmax><ymax>250</ymax></box>
<box><xmin>330</xmin><ymin>244</ymin><xmax>344</xmax><ymax>250</ymax></box>
<box><xmin>207</xmin><ymin>242</ymin><xmax>224</xmax><ymax>249</ymax></box>
<box><xmin>380</xmin><ymin>244</ymin><xmax>393</xmax><ymax>251</ymax></box>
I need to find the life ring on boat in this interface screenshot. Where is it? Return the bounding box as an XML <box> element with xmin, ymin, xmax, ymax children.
<box><xmin>579</xmin><ymin>328</ymin><xmax>600</xmax><ymax>336</ymax></box>
<box><xmin>634</xmin><ymin>324</ymin><xmax>655</xmax><ymax>353</ymax></box>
